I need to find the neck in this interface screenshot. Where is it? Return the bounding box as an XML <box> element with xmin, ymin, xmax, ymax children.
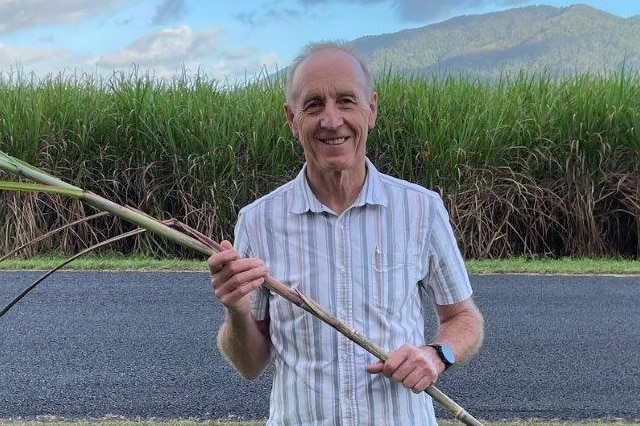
<box><xmin>306</xmin><ymin>165</ymin><xmax>366</xmax><ymax>215</ymax></box>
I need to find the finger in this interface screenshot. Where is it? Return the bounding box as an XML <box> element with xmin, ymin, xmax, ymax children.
<box><xmin>212</xmin><ymin>260</ymin><xmax>268</xmax><ymax>298</ymax></box>
<box><xmin>364</xmin><ymin>361</ymin><xmax>384</xmax><ymax>374</ymax></box>
<box><xmin>208</xmin><ymin>250</ymin><xmax>236</xmax><ymax>269</ymax></box>
<box><xmin>219</xmin><ymin>240</ymin><xmax>233</xmax><ymax>250</ymax></box>
<box><xmin>215</xmin><ymin>276</ymin><xmax>265</xmax><ymax>306</ymax></box>
<box><xmin>401</xmin><ymin>369</ymin><xmax>433</xmax><ymax>393</ymax></box>
<box><xmin>411</xmin><ymin>375</ymin><xmax>433</xmax><ymax>394</ymax></box>
<box><xmin>215</xmin><ymin>257</ymin><xmax>266</xmax><ymax>280</ymax></box>
<box><xmin>219</xmin><ymin>262</ymin><xmax>268</xmax><ymax>290</ymax></box>
<box><xmin>389</xmin><ymin>361</ymin><xmax>414</xmax><ymax>383</ymax></box>
<box><xmin>380</xmin><ymin>352</ymin><xmax>406</xmax><ymax>378</ymax></box>
<box><xmin>207</xmin><ymin>241</ymin><xmax>238</xmax><ymax>276</ymax></box>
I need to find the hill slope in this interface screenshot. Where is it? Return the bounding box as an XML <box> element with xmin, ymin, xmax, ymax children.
<box><xmin>350</xmin><ymin>4</ymin><xmax>640</xmax><ymax>79</ymax></box>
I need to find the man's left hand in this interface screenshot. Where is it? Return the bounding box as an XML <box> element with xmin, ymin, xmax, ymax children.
<box><xmin>364</xmin><ymin>344</ymin><xmax>443</xmax><ymax>393</ymax></box>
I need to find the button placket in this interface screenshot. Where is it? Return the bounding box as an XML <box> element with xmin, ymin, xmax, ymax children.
<box><xmin>336</xmin><ymin>213</ymin><xmax>359</xmax><ymax>424</ymax></box>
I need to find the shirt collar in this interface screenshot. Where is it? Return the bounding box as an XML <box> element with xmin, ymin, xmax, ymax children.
<box><xmin>290</xmin><ymin>158</ymin><xmax>389</xmax><ymax>214</ymax></box>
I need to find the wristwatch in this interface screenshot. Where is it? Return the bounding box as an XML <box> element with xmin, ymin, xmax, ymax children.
<box><xmin>427</xmin><ymin>343</ymin><xmax>456</xmax><ymax>371</ymax></box>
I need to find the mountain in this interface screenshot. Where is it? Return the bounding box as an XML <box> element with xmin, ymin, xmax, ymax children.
<box><xmin>350</xmin><ymin>4</ymin><xmax>640</xmax><ymax>79</ymax></box>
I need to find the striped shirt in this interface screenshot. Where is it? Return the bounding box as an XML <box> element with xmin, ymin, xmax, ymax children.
<box><xmin>234</xmin><ymin>158</ymin><xmax>473</xmax><ymax>426</ymax></box>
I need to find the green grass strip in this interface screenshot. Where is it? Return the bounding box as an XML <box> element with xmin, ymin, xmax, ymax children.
<box><xmin>0</xmin><ymin>254</ymin><xmax>639</xmax><ymax>275</ymax></box>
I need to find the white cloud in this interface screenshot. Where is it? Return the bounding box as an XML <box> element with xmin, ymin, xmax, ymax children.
<box><xmin>295</xmin><ymin>0</ymin><xmax>530</xmax><ymax>22</ymax></box>
<box><xmin>206</xmin><ymin>51</ymin><xmax>283</xmax><ymax>84</ymax></box>
<box><xmin>258</xmin><ymin>52</ymin><xmax>283</xmax><ymax>73</ymax></box>
<box><xmin>391</xmin><ymin>0</ymin><xmax>530</xmax><ymax>21</ymax></box>
<box><xmin>90</xmin><ymin>25</ymin><xmax>271</xmax><ymax>82</ymax></box>
<box><xmin>0</xmin><ymin>0</ymin><xmax>128</xmax><ymax>34</ymax></box>
<box><xmin>0</xmin><ymin>42</ymin><xmax>71</xmax><ymax>69</ymax></box>
<box><xmin>97</xmin><ymin>25</ymin><xmax>221</xmax><ymax>69</ymax></box>
<box><xmin>219</xmin><ymin>47</ymin><xmax>254</xmax><ymax>61</ymax></box>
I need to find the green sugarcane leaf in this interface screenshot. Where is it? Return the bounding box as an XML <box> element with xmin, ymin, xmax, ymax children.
<box><xmin>0</xmin><ymin>150</ymin><xmax>81</xmax><ymax>191</ymax></box>
<box><xmin>0</xmin><ymin>180</ymin><xmax>83</xmax><ymax>198</ymax></box>
<box><xmin>0</xmin><ymin>151</ymin><xmax>20</xmax><ymax>174</ymax></box>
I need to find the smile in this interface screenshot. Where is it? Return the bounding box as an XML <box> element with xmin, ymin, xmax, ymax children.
<box><xmin>319</xmin><ymin>137</ymin><xmax>348</xmax><ymax>145</ymax></box>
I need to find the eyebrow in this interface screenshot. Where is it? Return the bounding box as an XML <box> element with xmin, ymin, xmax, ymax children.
<box><xmin>301</xmin><ymin>88</ymin><xmax>359</xmax><ymax>104</ymax></box>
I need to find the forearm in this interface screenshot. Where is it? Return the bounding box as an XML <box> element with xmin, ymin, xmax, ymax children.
<box><xmin>217</xmin><ymin>308</ymin><xmax>271</xmax><ymax>380</ymax></box>
<box><xmin>431</xmin><ymin>299</ymin><xmax>484</xmax><ymax>367</ymax></box>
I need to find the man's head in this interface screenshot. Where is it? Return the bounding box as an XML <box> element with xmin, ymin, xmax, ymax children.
<box><xmin>284</xmin><ymin>42</ymin><xmax>378</xmax><ymax>176</ymax></box>
<box><xmin>285</xmin><ymin>42</ymin><xmax>374</xmax><ymax>107</ymax></box>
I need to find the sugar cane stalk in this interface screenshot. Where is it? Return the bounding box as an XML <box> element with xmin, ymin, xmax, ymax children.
<box><xmin>0</xmin><ymin>150</ymin><xmax>484</xmax><ymax>426</ymax></box>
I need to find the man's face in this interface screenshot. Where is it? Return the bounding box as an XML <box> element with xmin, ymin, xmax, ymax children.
<box><xmin>284</xmin><ymin>48</ymin><xmax>378</xmax><ymax>175</ymax></box>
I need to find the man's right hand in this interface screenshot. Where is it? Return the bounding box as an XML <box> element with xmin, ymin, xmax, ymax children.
<box><xmin>207</xmin><ymin>240</ymin><xmax>269</xmax><ymax>315</ymax></box>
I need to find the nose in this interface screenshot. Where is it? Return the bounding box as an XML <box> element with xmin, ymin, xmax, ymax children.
<box><xmin>320</xmin><ymin>102</ymin><xmax>343</xmax><ymax>129</ymax></box>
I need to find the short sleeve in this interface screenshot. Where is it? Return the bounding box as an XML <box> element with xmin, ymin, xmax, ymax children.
<box><xmin>234</xmin><ymin>209</ymin><xmax>270</xmax><ymax>321</ymax></box>
<box><xmin>423</xmin><ymin>196</ymin><xmax>473</xmax><ymax>305</ymax></box>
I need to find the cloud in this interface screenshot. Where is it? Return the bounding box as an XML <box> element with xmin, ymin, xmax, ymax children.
<box><xmin>0</xmin><ymin>0</ymin><xmax>127</xmax><ymax>34</ymax></box>
<box><xmin>152</xmin><ymin>0</ymin><xmax>186</xmax><ymax>26</ymax></box>
<box><xmin>393</xmin><ymin>0</ymin><xmax>531</xmax><ymax>21</ymax></box>
<box><xmin>235</xmin><ymin>7</ymin><xmax>303</xmax><ymax>26</ymax></box>
<box><xmin>209</xmin><ymin>51</ymin><xmax>282</xmax><ymax>83</ymax></box>
<box><xmin>221</xmin><ymin>47</ymin><xmax>256</xmax><ymax>61</ymax></box>
<box><xmin>0</xmin><ymin>42</ymin><xmax>71</xmax><ymax>70</ymax></box>
<box><xmin>97</xmin><ymin>25</ymin><xmax>221</xmax><ymax>69</ymax></box>
<box><xmin>94</xmin><ymin>25</ymin><xmax>267</xmax><ymax>82</ymax></box>
<box><xmin>295</xmin><ymin>0</ymin><xmax>530</xmax><ymax>22</ymax></box>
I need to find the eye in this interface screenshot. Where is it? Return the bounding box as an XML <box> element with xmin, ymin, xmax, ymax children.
<box><xmin>303</xmin><ymin>100</ymin><xmax>323</xmax><ymax>113</ymax></box>
<box><xmin>338</xmin><ymin>97</ymin><xmax>356</xmax><ymax>107</ymax></box>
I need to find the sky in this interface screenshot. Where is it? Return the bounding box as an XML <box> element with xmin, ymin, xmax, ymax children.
<box><xmin>1</xmin><ymin>0</ymin><xmax>639</xmax><ymax>83</ymax></box>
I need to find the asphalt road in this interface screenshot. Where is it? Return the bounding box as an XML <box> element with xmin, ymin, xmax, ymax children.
<box><xmin>0</xmin><ymin>271</ymin><xmax>639</xmax><ymax>421</ymax></box>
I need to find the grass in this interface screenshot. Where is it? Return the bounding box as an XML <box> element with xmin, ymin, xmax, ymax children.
<box><xmin>0</xmin><ymin>254</ymin><xmax>639</xmax><ymax>275</ymax></box>
<box><xmin>0</xmin><ymin>253</ymin><xmax>206</xmax><ymax>272</ymax></box>
<box><xmin>465</xmin><ymin>256</ymin><xmax>640</xmax><ymax>275</ymax></box>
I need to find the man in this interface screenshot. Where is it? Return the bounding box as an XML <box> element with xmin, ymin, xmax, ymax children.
<box><xmin>208</xmin><ymin>42</ymin><xmax>484</xmax><ymax>425</ymax></box>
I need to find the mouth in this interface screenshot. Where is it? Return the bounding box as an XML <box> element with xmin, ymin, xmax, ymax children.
<box><xmin>318</xmin><ymin>136</ymin><xmax>348</xmax><ymax>146</ymax></box>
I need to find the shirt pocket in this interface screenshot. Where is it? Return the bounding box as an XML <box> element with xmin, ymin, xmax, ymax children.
<box><xmin>371</xmin><ymin>248</ymin><xmax>419</xmax><ymax>315</ymax></box>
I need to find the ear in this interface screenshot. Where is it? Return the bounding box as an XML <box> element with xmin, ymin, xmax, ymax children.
<box><xmin>367</xmin><ymin>91</ymin><xmax>378</xmax><ymax>129</ymax></box>
<box><xmin>284</xmin><ymin>103</ymin><xmax>299</xmax><ymax>137</ymax></box>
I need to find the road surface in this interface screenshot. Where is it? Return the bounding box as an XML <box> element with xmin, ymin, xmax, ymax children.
<box><xmin>1</xmin><ymin>271</ymin><xmax>638</xmax><ymax>421</ymax></box>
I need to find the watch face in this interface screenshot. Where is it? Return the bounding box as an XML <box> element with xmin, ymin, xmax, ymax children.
<box><xmin>440</xmin><ymin>344</ymin><xmax>456</xmax><ymax>365</ymax></box>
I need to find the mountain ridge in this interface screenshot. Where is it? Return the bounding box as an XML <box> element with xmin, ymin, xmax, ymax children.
<box><xmin>349</xmin><ymin>4</ymin><xmax>640</xmax><ymax>79</ymax></box>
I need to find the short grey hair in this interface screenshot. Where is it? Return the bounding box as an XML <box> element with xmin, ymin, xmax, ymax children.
<box><xmin>285</xmin><ymin>41</ymin><xmax>373</xmax><ymax>107</ymax></box>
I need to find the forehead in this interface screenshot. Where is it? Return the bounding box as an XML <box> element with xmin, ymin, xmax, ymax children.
<box><xmin>291</xmin><ymin>48</ymin><xmax>368</xmax><ymax>101</ymax></box>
